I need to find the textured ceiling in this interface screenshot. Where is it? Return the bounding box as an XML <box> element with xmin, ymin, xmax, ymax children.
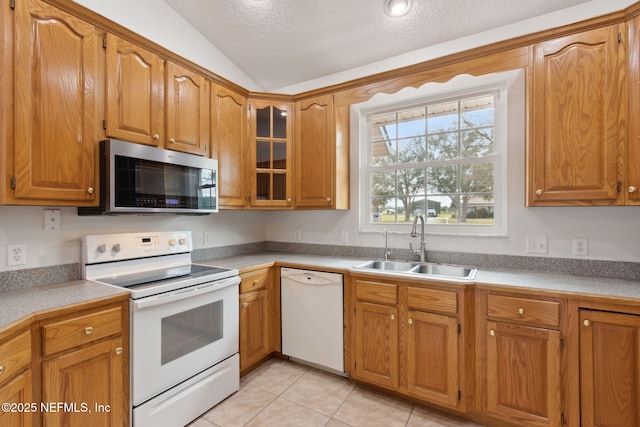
<box><xmin>164</xmin><ymin>0</ymin><xmax>593</xmax><ymax>91</ymax></box>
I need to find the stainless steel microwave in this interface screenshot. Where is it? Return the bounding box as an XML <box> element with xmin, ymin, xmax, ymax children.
<box><xmin>78</xmin><ymin>139</ymin><xmax>217</xmax><ymax>215</ymax></box>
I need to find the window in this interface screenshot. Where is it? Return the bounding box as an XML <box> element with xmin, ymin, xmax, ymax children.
<box><xmin>358</xmin><ymin>72</ymin><xmax>513</xmax><ymax>236</ymax></box>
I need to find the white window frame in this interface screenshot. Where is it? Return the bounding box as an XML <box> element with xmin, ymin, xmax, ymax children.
<box><xmin>354</xmin><ymin>70</ymin><xmax>520</xmax><ymax>237</ymax></box>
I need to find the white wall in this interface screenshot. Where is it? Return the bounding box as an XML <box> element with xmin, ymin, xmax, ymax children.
<box><xmin>72</xmin><ymin>0</ymin><xmax>262</xmax><ymax>91</ymax></box>
<box><xmin>0</xmin><ymin>207</ymin><xmax>267</xmax><ymax>271</ymax></box>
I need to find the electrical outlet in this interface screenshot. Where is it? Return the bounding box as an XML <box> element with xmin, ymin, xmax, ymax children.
<box><xmin>526</xmin><ymin>236</ymin><xmax>548</xmax><ymax>254</ymax></box>
<box><xmin>341</xmin><ymin>230</ymin><xmax>349</xmax><ymax>244</ymax></box>
<box><xmin>573</xmin><ymin>238</ymin><xmax>588</xmax><ymax>256</ymax></box>
<box><xmin>7</xmin><ymin>244</ymin><xmax>26</xmax><ymax>266</ymax></box>
<box><xmin>203</xmin><ymin>231</ymin><xmax>212</xmax><ymax>246</ymax></box>
<box><xmin>294</xmin><ymin>229</ymin><xmax>301</xmax><ymax>241</ymax></box>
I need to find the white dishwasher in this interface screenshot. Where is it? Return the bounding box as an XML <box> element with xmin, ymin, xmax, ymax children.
<box><xmin>280</xmin><ymin>267</ymin><xmax>345</xmax><ymax>375</ymax></box>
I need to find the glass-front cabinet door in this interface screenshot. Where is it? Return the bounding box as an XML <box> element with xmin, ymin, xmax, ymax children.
<box><xmin>249</xmin><ymin>99</ymin><xmax>293</xmax><ymax>208</ymax></box>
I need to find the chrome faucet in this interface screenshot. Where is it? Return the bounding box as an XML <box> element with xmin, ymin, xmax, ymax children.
<box><xmin>410</xmin><ymin>215</ymin><xmax>426</xmax><ymax>262</ymax></box>
<box><xmin>383</xmin><ymin>228</ymin><xmax>392</xmax><ymax>261</ymax></box>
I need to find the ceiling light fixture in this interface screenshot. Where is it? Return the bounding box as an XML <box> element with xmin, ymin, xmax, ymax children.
<box><xmin>384</xmin><ymin>0</ymin><xmax>412</xmax><ymax>17</ymax></box>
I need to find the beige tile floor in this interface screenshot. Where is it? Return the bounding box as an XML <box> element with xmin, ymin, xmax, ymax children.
<box><xmin>187</xmin><ymin>358</ymin><xmax>484</xmax><ymax>427</ymax></box>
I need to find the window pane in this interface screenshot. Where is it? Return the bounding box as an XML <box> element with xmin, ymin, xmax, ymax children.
<box><xmin>371</xmin><ymin>139</ymin><xmax>395</xmax><ymax>165</ymax></box>
<box><xmin>256</xmin><ymin>141</ymin><xmax>270</xmax><ymax>169</ymax></box>
<box><xmin>427</xmin><ymin>102</ymin><xmax>458</xmax><ymax>133</ymax></box>
<box><xmin>398</xmin><ymin>137</ymin><xmax>426</xmax><ymax>163</ymax></box>
<box><xmin>461</xmin><ymin>128</ymin><xmax>494</xmax><ymax>158</ymax></box>
<box><xmin>397</xmin><ymin>108</ymin><xmax>425</xmax><ymax>139</ymax></box>
<box><xmin>427</xmin><ymin>165</ymin><xmax>457</xmax><ymax>195</ymax></box>
<box><xmin>460</xmin><ymin>96</ymin><xmax>494</xmax><ymax>129</ymax></box>
<box><xmin>461</xmin><ymin>163</ymin><xmax>494</xmax><ymax>193</ymax></box>
<box><xmin>428</xmin><ymin>132</ymin><xmax>458</xmax><ymax>161</ymax></box>
<box><xmin>256</xmin><ymin>107</ymin><xmax>270</xmax><ymax>138</ymax></box>
<box><xmin>273</xmin><ymin>108</ymin><xmax>287</xmax><ymax>138</ymax></box>
<box><xmin>256</xmin><ymin>173</ymin><xmax>269</xmax><ymax>200</ymax></box>
<box><xmin>273</xmin><ymin>142</ymin><xmax>287</xmax><ymax>169</ymax></box>
<box><xmin>370</xmin><ymin>170</ymin><xmax>395</xmax><ymax>197</ymax></box>
<box><xmin>273</xmin><ymin>173</ymin><xmax>286</xmax><ymax>200</ymax></box>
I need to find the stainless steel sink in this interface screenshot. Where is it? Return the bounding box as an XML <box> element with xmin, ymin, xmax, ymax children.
<box><xmin>355</xmin><ymin>260</ymin><xmax>417</xmax><ymax>271</ymax></box>
<box><xmin>354</xmin><ymin>260</ymin><xmax>477</xmax><ymax>282</ymax></box>
<box><xmin>409</xmin><ymin>263</ymin><xmax>476</xmax><ymax>279</ymax></box>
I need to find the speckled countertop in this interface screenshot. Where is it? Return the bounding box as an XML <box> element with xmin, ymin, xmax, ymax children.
<box><xmin>200</xmin><ymin>252</ymin><xmax>640</xmax><ymax>302</ymax></box>
<box><xmin>0</xmin><ymin>280</ymin><xmax>128</xmax><ymax>332</ymax></box>
<box><xmin>3</xmin><ymin>251</ymin><xmax>640</xmax><ymax>333</ymax></box>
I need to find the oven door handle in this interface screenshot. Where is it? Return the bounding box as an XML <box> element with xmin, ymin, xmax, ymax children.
<box><xmin>131</xmin><ymin>276</ymin><xmax>240</xmax><ymax>311</ymax></box>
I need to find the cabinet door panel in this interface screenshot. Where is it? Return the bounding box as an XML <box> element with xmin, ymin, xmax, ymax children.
<box><xmin>530</xmin><ymin>25</ymin><xmax>623</xmax><ymax>205</ymax></box>
<box><xmin>0</xmin><ymin>370</ymin><xmax>32</xmax><ymax>427</ymax></box>
<box><xmin>580</xmin><ymin>310</ymin><xmax>640</xmax><ymax>427</ymax></box>
<box><xmin>486</xmin><ymin>321</ymin><xmax>561</xmax><ymax>427</ymax></box>
<box><xmin>166</xmin><ymin>62</ymin><xmax>209</xmax><ymax>156</ymax></box>
<box><xmin>239</xmin><ymin>289</ymin><xmax>270</xmax><ymax>371</ymax></box>
<box><xmin>211</xmin><ymin>85</ymin><xmax>247</xmax><ymax>208</ymax></box>
<box><xmin>354</xmin><ymin>301</ymin><xmax>398</xmax><ymax>389</ymax></box>
<box><xmin>295</xmin><ymin>96</ymin><xmax>334</xmax><ymax>208</ymax></box>
<box><xmin>14</xmin><ymin>0</ymin><xmax>99</xmax><ymax>203</ymax></box>
<box><xmin>42</xmin><ymin>337</ymin><xmax>126</xmax><ymax>427</ymax></box>
<box><xmin>407</xmin><ymin>310</ymin><xmax>459</xmax><ymax>408</ymax></box>
<box><xmin>105</xmin><ymin>34</ymin><xmax>164</xmax><ymax>146</ymax></box>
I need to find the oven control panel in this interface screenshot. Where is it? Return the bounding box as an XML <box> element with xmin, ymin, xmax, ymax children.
<box><xmin>82</xmin><ymin>231</ymin><xmax>193</xmax><ymax>264</ymax></box>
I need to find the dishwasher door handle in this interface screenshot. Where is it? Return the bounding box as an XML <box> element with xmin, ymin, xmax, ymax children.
<box><xmin>284</xmin><ymin>274</ymin><xmax>333</xmax><ymax>285</ymax></box>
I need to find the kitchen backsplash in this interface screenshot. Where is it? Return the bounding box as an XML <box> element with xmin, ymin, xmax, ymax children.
<box><xmin>3</xmin><ymin>241</ymin><xmax>640</xmax><ymax>292</ymax></box>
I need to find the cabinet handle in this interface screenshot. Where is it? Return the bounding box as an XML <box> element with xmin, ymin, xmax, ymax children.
<box><xmin>114</xmin><ymin>347</ymin><xmax>123</xmax><ymax>355</ymax></box>
<box><xmin>408</xmin><ymin>319</ymin><xmax>413</xmax><ymax>325</ymax></box>
<box><xmin>583</xmin><ymin>319</ymin><xmax>590</xmax><ymax>327</ymax></box>
<box><xmin>242</xmin><ymin>302</ymin><xmax>249</xmax><ymax>308</ymax></box>
<box><xmin>87</xmin><ymin>187</ymin><xmax>95</xmax><ymax>194</ymax></box>
<box><xmin>390</xmin><ymin>314</ymin><xmax>395</xmax><ymax>320</ymax></box>
<box><xmin>517</xmin><ymin>307</ymin><xmax>525</xmax><ymax>315</ymax></box>
<box><xmin>169</xmin><ymin>138</ymin><xmax>176</xmax><ymax>144</ymax></box>
<box><xmin>489</xmin><ymin>329</ymin><xmax>496</xmax><ymax>336</ymax></box>
<box><xmin>0</xmin><ymin>365</ymin><xmax>4</xmax><ymax>375</ymax></box>
<box><xmin>153</xmin><ymin>134</ymin><xmax>160</xmax><ymax>140</ymax></box>
<box><xmin>85</xmin><ymin>326</ymin><xmax>93</xmax><ymax>335</ymax></box>
<box><xmin>629</xmin><ymin>186</ymin><xmax>637</xmax><ymax>193</ymax></box>
<box><xmin>535</xmin><ymin>189</ymin><xmax>543</xmax><ymax>196</ymax></box>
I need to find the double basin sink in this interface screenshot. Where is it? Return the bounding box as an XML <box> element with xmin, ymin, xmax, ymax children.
<box><xmin>353</xmin><ymin>260</ymin><xmax>477</xmax><ymax>282</ymax></box>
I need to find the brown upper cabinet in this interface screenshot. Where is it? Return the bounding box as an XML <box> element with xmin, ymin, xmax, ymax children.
<box><xmin>248</xmin><ymin>99</ymin><xmax>294</xmax><ymax>209</ymax></box>
<box><xmin>105</xmin><ymin>33</ymin><xmax>165</xmax><ymax>147</ymax></box>
<box><xmin>528</xmin><ymin>24</ymin><xmax>626</xmax><ymax>206</ymax></box>
<box><xmin>9</xmin><ymin>0</ymin><xmax>102</xmax><ymax>206</ymax></box>
<box><xmin>211</xmin><ymin>84</ymin><xmax>248</xmax><ymax>209</ymax></box>
<box><xmin>165</xmin><ymin>62</ymin><xmax>210</xmax><ymax>156</ymax></box>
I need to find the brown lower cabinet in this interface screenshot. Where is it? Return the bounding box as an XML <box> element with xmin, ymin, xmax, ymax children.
<box><xmin>348</xmin><ymin>274</ymin><xmax>471</xmax><ymax>413</ymax></box>
<box><xmin>239</xmin><ymin>266</ymin><xmax>280</xmax><ymax>374</ymax></box>
<box><xmin>0</xmin><ymin>297</ymin><xmax>129</xmax><ymax>427</ymax></box>
<box><xmin>579</xmin><ymin>309</ymin><xmax>640</xmax><ymax>427</ymax></box>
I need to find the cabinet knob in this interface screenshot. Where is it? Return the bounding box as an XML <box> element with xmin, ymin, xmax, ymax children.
<box><xmin>535</xmin><ymin>189</ymin><xmax>543</xmax><ymax>196</ymax></box>
<box><xmin>87</xmin><ymin>187</ymin><xmax>95</xmax><ymax>194</ymax></box>
<box><xmin>169</xmin><ymin>138</ymin><xmax>176</xmax><ymax>144</ymax></box>
<box><xmin>114</xmin><ymin>347</ymin><xmax>123</xmax><ymax>355</ymax></box>
<box><xmin>517</xmin><ymin>307</ymin><xmax>525</xmax><ymax>315</ymax></box>
<box><xmin>326</xmin><ymin>197</ymin><xmax>331</xmax><ymax>202</ymax></box>
<box><xmin>287</xmin><ymin>198</ymin><xmax>292</xmax><ymax>203</ymax></box>
<box><xmin>390</xmin><ymin>314</ymin><xmax>395</xmax><ymax>320</ymax></box>
<box><xmin>408</xmin><ymin>319</ymin><xmax>413</xmax><ymax>325</ymax></box>
<box><xmin>583</xmin><ymin>319</ymin><xmax>590</xmax><ymax>327</ymax></box>
<box><xmin>489</xmin><ymin>329</ymin><xmax>496</xmax><ymax>336</ymax></box>
<box><xmin>0</xmin><ymin>365</ymin><xmax>4</xmax><ymax>375</ymax></box>
<box><xmin>85</xmin><ymin>326</ymin><xmax>93</xmax><ymax>335</ymax></box>
<box><xmin>629</xmin><ymin>186</ymin><xmax>637</xmax><ymax>193</ymax></box>
<box><xmin>253</xmin><ymin>280</ymin><xmax>260</xmax><ymax>285</ymax></box>
<box><xmin>153</xmin><ymin>134</ymin><xmax>160</xmax><ymax>140</ymax></box>
<box><xmin>242</xmin><ymin>302</ymin><xmax>249</xmax><ymax>308</ymax></box>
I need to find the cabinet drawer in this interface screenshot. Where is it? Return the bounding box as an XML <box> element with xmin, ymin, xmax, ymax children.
<box><xmin>42</xmin><ymin>307</ymin><xmax>122</xmax><ymax>356</ymax></box>
<box><xmin>487</xmin><ymin>294</ymin><xmax>560</xmax><ymax>328</ymax></box>
<box><xmin>355</xmin><ymin>280</ymin><xmax>397</xmax><ymax>305</ymax></box>
<box><xmin>0</xmin><ymin>331</ymin><xmax>31</xmax><ymax>386</ymax></box>
<box><xmin>241</xmin><ymin>268</ymin><xmax>271</xmax><ymax>294</ymax></box>
<box><xmin>408</xmin><ymin>287</ymin><xmax>457</xmax><ymax>315</ymax></box>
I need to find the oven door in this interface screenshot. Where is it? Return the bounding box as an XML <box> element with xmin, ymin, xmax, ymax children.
<box><xmin>130</xmin><ymin>276</ymin><xmax>239</xmax><ymax>406</ymax></box>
